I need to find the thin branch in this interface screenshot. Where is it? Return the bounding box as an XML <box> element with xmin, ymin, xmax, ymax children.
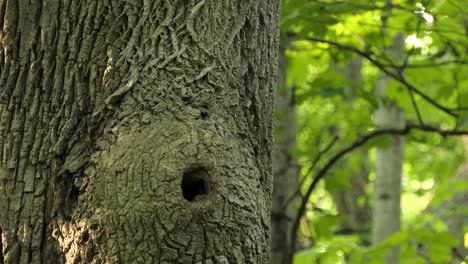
<box><xmin>400</xmin><ymin>11</ymin><xmax>423</xmax><ymax>71</ymax></box>
<box><xmin>400</xmin><ymin>15</ymin><xmax>425</xmax><ymax>124</ymax></box>
<box><xmin>306</xmin><ymin>36</ymin><xmax>458</xmax><ymax>117</ymax></box>
<box><xmin>352</xmin><ymin>19</ymin><xmax>468</xmax><ymax>37</ymax></box>
<box><xmin>406</xmin><ymin>80</ymin><xmax>424</xmax><ymax>125</ymax></box>
<box><xmin>452</xmin><ymin>247</ymin><xmax>467</xmax><ymax>261</ymax></box>
<box><xmin>453</xmin><ymin>107</ymin><xmax>468</xmax><ymax>112</ymax></box>
<box><xmin>334</xmin><ymin>227</ymin><xmax>370</xmax><ymax>235</ymax></box>
<box><xmin>395</xmin><ymin>60</ymin><xmax>467</xmax><ymax>68</ymax></box>
<box><xmin>327</xmin><ymin>2</ymin><xmax>415</xmax><ymax>13</ymax></box>
<box><xmin>287</xmin><ymin>124</ymin><xmax>468</xmax><ymax>262</ymax></box>
<box><xmin>279</xmin><ymin>135</ymin><xmax>339</xmax><ymax>212</ymax></box>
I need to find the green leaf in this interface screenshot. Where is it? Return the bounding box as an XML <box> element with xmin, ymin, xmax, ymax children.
<box><xmin>322</xmin><ymin>2</ymin><xmax>361</xmax><ymax>14</ymax></box>
<box><xmin>456</xmin><ymin>112</ymin><xmax>468</xmax><ymax>129</ymax></box>
<box><xmin>364</xmin><ymin>135</ymin><xmax>392</xmax><ymax>150</ymax></box>
<box><xmin>325</xmin><ymin>168</ymin><xmax>352</xmax><ymax>193</ymax></box>
<box><xmin>426</xmin><ymin>232</ymin><xmax>459</xmax><ymax>263</ymax></box>
<box><xmin>293</xmin><ymin>248</ymin><xmax>315</xmax><ymax>264</ymax></box>
<box><xmin>431</xmin><ymin>181</ymin><xmax>455</xmax><ymax>207</ymax></box>
<box><xmin>313</xmin><ymin>215</ymin><xmax>341</xmax><ymax>238</ymax></box>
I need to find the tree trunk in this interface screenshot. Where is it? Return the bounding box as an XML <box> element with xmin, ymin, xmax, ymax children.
<box><xmin>372</xmin><ymin>33</ymin><xmax>405</xmax><ymax>264</ymax></box>
<box><xmin>372</xmin><ymin>102</ymin><xmax>404</xmax><ymax>264</ymax></box>
<box><xmin>424</xmin><ymin>136</ymin><xmax>468</xmax><ymax>263</ymax></box>
<box><xmin>0</xmin><ymin>1</ymin><xmax>279</xmax><ymax>263</ymax></box>
<box><xmin>333</xmin><ymin>57</ymin><xmax>371</xmax><ymax>238</ymax></box>
<box><xmin>427</xmin><ymin>164</ymin><xmax>468</xmax><ymax>263</ymax></box>
<box><xmin>271</xmin><ymin>34</ymin><xmax>298</xmax><ymax>264</ymax></box>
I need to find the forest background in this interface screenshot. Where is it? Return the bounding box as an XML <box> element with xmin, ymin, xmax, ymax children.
<box><xmin>273</xmin><ymin>0</ymin><xmax>468</xmax><ymax>263</ymax></box>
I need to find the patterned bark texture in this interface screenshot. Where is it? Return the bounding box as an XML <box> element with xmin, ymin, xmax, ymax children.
<box><xmin>0</xmin><ymin>1</ymin><xmax>279</xmax><ymax>263</ymax></box>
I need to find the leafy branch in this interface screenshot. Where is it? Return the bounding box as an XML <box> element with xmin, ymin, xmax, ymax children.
<box><xmin>287</xmin><ymin>123</ymin><xmax>468</xmax><ymax>262</ymax></box>
<box><xmin>306</xmin><ymin>36</ymin><xmax>459</xmax><ymax>118</ymax></box>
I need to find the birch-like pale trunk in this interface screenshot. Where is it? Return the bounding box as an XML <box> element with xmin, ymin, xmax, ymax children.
<box><xmin>372</xmin><ymin>33</ymin><xmax>405</xmax><ymax>264</ymax></box>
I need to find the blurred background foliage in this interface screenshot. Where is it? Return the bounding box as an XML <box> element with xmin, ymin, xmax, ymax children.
<box><xmin>274</xmin><ymin>0</ymin><xmax>468</xmax><ymax>263</ymax></box>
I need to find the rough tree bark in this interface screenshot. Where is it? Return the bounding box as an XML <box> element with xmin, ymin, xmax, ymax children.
<box><xmin>372</xmin><ymin>32</ymin><xmax>406</xmax><ymax>264</ymax></box>
<box><xmin>271</xmin><ymin>34</ymin><xmax>298</xmax><ymax>264</ymax></box>
<box><xmin>0</xmin><ymin>1</ymin><xmax>279</xmax><ymax>263</ymax></box>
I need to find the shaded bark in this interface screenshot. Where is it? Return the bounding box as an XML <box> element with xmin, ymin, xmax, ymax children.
<box><xmin>271</xmin><ymin>35</ymin><xmax>298</xmax><ymax>264</ymax></box>
<box><xmin>0</xmin><ymin>1</ymin><xmax>279</xmax><ymax>263</ymax></box>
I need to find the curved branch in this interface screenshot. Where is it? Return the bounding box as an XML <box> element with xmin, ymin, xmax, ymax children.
<box><xmin>288</xmin><ymin>124</ymin><xmax>468</xmax><ymax>262</ymax></box>
<box><xmin>306</xmin><ymin>36</ymin><xmax>458</xmax><ymax>117</ymax></box>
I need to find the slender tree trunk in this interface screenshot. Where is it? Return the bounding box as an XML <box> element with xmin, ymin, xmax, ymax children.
<box><xmin>271</xmin><ymin>34</ymin><xmax>298</xmax><ymax>264</ymax></box>
<box><xmin>333</xmin><ymin>58</ymin><xmax>371</xmax><ymax>237</ymax></box>
<box><xmin>372</xmin><ymin>33</ymin><xmax>405</xmax><ymax>264</ymax></box>
<box><xmin>0</xmin><ymin>1</ymin><xmax>279</xmax><ymax>263</ymax></box>
<box><xmin>428</xmin><ymin>165</ymin><xmax>468</xmax><ymax>264</ymax></box>
<box><xmin>425</xmin><ymin>136</ymin><xmax>468</xmax><ymax>263</ymax></box>
<box><xmin>333</xmin><ymin>150</ymin><xmax>371</xmax><ymax>234</ymax></box>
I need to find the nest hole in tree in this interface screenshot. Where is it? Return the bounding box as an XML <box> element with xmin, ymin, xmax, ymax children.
<box><xmin>181</xmin><ymin>167</ymin><xmax>210</xmax><ymax>202</ymax></box>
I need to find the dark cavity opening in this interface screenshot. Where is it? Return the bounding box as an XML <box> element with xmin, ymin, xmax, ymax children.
<box><xmin>181</xmin><ymin>167</ymin><xmax>209</xmax><ymax>202</ymax></box>
<box><xmin>200</xmin><ymin>111</ymin><xmax>209</xmax><ymax>119</ymax></box>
